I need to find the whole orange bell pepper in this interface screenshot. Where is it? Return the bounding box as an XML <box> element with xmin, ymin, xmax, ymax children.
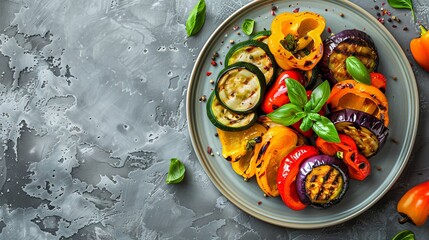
<box><xmin>410</xmin><ymin>25</ymin><xmax>429</xmax><ymax>72</ymax></box>
<box><xmin>397</xmin><ymin>180</ymin><xmax>429</xmax><ymax>226</ymax></box>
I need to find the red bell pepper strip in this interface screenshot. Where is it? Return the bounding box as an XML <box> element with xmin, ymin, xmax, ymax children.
<box><xmin>277</xmin><ymin>145</ymin><xmax>319</xmax><ymax>210</ymax></box>
<box><xmin>261</xmin><ymin>70</ymin><xmax>304</xmax><ymax>114</ymax></box>
<box><xmin>370</xmin><ymin>72</ymin><xmax>387</xmax><ymax>93</ymax></box>
<box><xmin>316</xmin><ymin>134</ymin><xmax>370</xmax><ymax>181</ymax></box>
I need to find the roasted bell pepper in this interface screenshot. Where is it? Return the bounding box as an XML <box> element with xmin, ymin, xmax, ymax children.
<box><xmin>261</xmin><ymin>70</ymin><xmax>305</xmax><ymax>114</ymax></box>
<box><xmin>268</xmin><ymin>12</ymin><xmax>326</xmax><ymax>71</ymax></box>
<box><xmin>410</xmin><ymin>25</ymin><xmax>429</xmax><ymax>72</ymax></box>
<box><xmin>255</xmin><ymin>125</ymin><xmax>301</xmax><ymax>197</ymax></box>
<box><xmin>316</xmin><ymin>134</ymin><xmax>371</xmax><ymax>181</ymax></box>
<box><xmin>327</xmin><ymin>80</ymin><xmax>389</xmax><ymax>127</ymax></box>
<box><xmin>370</xmin><ymin>72</ymin><xmax>387</xmax><ymax>93</ymax></box>
<box><xmin>397</xmin><ymin>180</ymin><xmax>429</xmax><ymax>226</ymax></box>
<box><xmin>277</xmin><ymin>145</ymin><xmax>320</xmax><ymax>210</ymax></box>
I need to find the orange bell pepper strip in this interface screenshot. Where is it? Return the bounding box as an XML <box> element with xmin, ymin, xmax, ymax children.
<box><xmin>327</xmin><ymin>80</ymin><xmax>389</xmax><ymax>127</ymax></box>
<box><xmin>268</xmin><ymin>12</ymin><xmax>325</xmax><ymax>71</ymax></box>
<box><xmin>397</xmin><ymin>180</ymin><xmax>429</xmax><ymax>226</ymax></box>
<box><xmin>410</xmin><ymin>25</ymin><xmax>429</xmax><ymax>72</ymax></box>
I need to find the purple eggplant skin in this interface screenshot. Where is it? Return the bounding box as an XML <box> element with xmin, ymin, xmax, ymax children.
<box><xmin>320</xmin><ymin>29</ymin><xmax>379</xmax><ymax>85</ymax></box>
<box><xmin>296</xmin><ymin>155</ymin><xmax>349</xmax><ymax>208</ymax></box>
<box><xmin>328</xmin><ymin>109</ymin><xmax>389</xmax><ymax>157</ymax></box>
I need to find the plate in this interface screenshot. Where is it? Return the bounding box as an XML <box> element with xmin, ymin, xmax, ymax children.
<box><xmin>186</xmin><ymin>0</ymin><xmax>418</xmax><ymax>228</ymax></box>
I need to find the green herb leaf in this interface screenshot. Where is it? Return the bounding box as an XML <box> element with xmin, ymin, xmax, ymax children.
<box><xmin>280</xmin><ymin>34</ymin><xmax>297</xmax><ymax>53</ymax></box>
<box><xmin>166</xmin><ymin>158</ymin><xmax>186</xmax><ymax>184</ymax></box>
<box><xmin>267</xmin><ymin>103</ymin><xmax>303</xmax><ymax>126</ymax></box>
<box><xmin>307</xmin><ymin>112</ymin><xmax>321</xmax><ymax>121</ymax></box>
<box><xmin>286</xmin><ymin>78</ymin><xmax>308</xmax><ymax>108</ymax></box>
<box><xmin>312</xmin><ymin>116</ymin><xmax>340</xmax><ymax>143</ymax></box>
<box><xmin>345</xmin><ymin>56</ymin><xmax>371</xmax><ymax>85</ymax></box>
<box><xmin>242</xmin><ymin>19</ymin><xmax>255</xmax><ymax>35</ymax></box>
<box><xmin>186</xmin><ymin>0</ymin><xmax>206</xmax><ymax>37</ymax></box>
<box><xmin>387</xmin><ymin>0</ymin><xmax>415</xmax><ymax>20</ymax></box>
<box><xmin>300</xmin><ymin>116</ymin><xmax>313</xmax><ymax>132</ymax></box>
<box><xmin>310</xmin><ymin>80</ymin><xmax>330</xmax><ymax>113</ymax></box>
<box><xmin>391</xmin><ymin>230</ymin><xmax>415</xmax><ymax>240</ymax></box>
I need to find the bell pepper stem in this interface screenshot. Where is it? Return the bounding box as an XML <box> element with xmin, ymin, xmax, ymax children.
<box><xmin>419</xmin><ymin>25</ymin><xmax>427</xmax><ymax>37</ymax></box>
<box><xmin>398</xmin><ymin>215</ymin><xmax>412</xmax><ymax>225</ymax></box>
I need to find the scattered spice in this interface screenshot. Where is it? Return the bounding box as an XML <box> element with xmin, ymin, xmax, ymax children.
<box><xmin>199</xmin><ymin>95</ymin><xmax>207</xmax><ymax>102</ymax></box>
<box><xmin>392</xmin><ymin>76</ymin><xmax>398</xmax><ymax>81</ymax></box>
<box><xmin>210</xmin><ymin>60</ymin><xmax>217</xmax><ymax>66</ymax></box>
<box><xmin>391</xmin><ymin>138</ymin><xmax>399</xmax><ymax>144</ymax></box>
<box><xmin>293</xmin><ymin>8</ymin><xmax>300</xmax><ymax>13</ymax></box>
<box><xmin>327</xmin><ymin>27</ymin><xmax>332</xmax><ymax>34</ymax></box>
<box><xmin>232</xmin><ymin>25</ymin><xmax>239</xmax><ymax>31</ymax></box>
<box><xmin>340</xmin><ymin>13</ymin><xmax>345</xmax><ymax>17</ymax></box>
<box><xmin>209</xmin><ymin>79</ymin><xmax>214</xmax><ymax>84</ymax></box>
<box><xmin>403</xmin><ymin>27</ymin><xmax>409</xmax><ymax>31</ymax></box>
<box><xmin>206</xmin><ymin>71</ymin><xmax>212</xmax><ymax>76</ymax></box>
<box><xmin>376</xmin><ymin>166</ymin><xmax>382</xmax><ymax>171</ymax></box>
<box><xmin>207</xmin><ymin>146</ymin><xmax>213</xmax><ymax>155</ymax></box>
<box><xmin>214</xmin><ymin>132</ymin><xmax>218</xmax><ymax>137</ymax></box>
<box><xmin>271</xmin><ymin>5</ymin><xmax>277</xmax><ymax>16</ymax></box>
<box><xmin>257</xmin><ymin>201</ymin><xmax>262</xmax><ymax>205</ymax></box>
<box><xmin>229</xmin><ymin>39</ymin><xmax>235</xmax><ymax>44</ymax></box>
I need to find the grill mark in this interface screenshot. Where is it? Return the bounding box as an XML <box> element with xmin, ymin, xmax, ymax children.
<box><xmin>257</xmin><ymin>141</ymin><xmax>270</xmax><ymax>161</ymax></box>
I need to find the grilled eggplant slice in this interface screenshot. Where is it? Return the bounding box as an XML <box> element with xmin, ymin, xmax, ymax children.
<box><xmin>225</xmin><ymin>40</ymin><xmax>277</xmax><ymax>85</ymax></box>
<box><xmin>329</xmin><ymin>109</ymin><xmax>389</xmax><ymax>157</ymax></box>
<box><xmin>320</xmin><ymin>29</ymin><xmax>379</xmax><ymax>85</ymax></box>
<box><xmin>295</xmin><ymin>155</ymin><xmax>349</xmax><ymax>208</ymax></box>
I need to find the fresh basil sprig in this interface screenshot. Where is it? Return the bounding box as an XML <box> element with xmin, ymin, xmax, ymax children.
<box><xmin>186</xmin><ymin>0</ymin><xmax>206</xmax><ymax>37</ymax></box>
<box><xmin>345</xmin><ymin>56</ymin><xmax>371</xmax><ymax>85</ymax></box>
<box><xmin>166</xmin><ymin>158</ymin><xmax>186</xmax><ymax>184</ymax></box>
<box><xmin>242</xmin><ymin>19</ymin><xmax>255</xmax><ymax>35</ymax></box>
<box><xmin>391</xmin><ymin>230</ymin><xmax>415</xmax><ymax>240</ymax></box>
<box><xmin>387</xmin><ymin>0</ymin><xmax>415</xmax><ymax>20</ymax></box>
<box><xmin>267</xmin><ymin>78</ymin><xmax>340</xmax><ymax>143</ymax></box>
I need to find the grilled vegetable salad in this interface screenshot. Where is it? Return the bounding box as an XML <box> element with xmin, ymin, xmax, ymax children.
<box><xmin>205</xmin><ymin>11</ymin><xmax>390</xmax><ymax>211</ymax></box>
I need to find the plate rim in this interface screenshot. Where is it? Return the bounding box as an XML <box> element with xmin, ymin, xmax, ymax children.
<box><xmin>186</xmin><ymin>0</ymin><xmax>419</xmax><ymax>229</ymax></box>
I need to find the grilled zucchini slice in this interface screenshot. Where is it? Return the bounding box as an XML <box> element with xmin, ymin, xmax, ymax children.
<box><xmin>215</xmin><ymin>62</ymin><xmax>266</xmax><ymax>114</ymax></box>
<box><xmin>225</xmin><ymin>40</ymin><xmax>277</xmax><ymax>85</ymax></box>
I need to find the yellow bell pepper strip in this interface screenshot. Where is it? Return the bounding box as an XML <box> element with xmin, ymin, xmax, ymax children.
<box><xmin>268</xmin><ymin>12</ymin><xmax>326</xmax><ymax>71</ymax></box>
<box><xmin>327</xmin><ymin>80</ymin><xmax>389</xmax><ymax>127</ymax></box>
<box><xmin>255</xmin><ymin>125</ymin><xmax>302</xmax><ymax>197</ymax></box>
<box><xmin>410</xmin><ymin>25</ymin><xmax>429</xmax><ymax>72</ymax></box>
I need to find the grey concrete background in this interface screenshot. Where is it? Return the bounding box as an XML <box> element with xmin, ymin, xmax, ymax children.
<box><xmin>0</xmin><ymin>0</ymin><xmax>428</xmax><ymax>239</ymax></box>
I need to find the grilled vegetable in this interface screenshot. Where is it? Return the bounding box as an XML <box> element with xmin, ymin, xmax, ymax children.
<box><xmin>295</xmin><ymin>155</ymin><xmax>349</xmax><ymax>208</ymax></box>
<box><xmin>268</xmin><ymin>11</ymin><xmax>326</xmax><ymax>71</ymax></box>
<box><xmin>215</xmin><ymin>62</ymin><xmax>266</xmax><ymax>114</ymax></box>
<box><xmin>328</xmin><ymin>109</ymin><xmax>389</xmax><ymax>157</ymax></box>
<box><xmin>261</xmin><ymin>70</ymin><xmax>305</xmax><ymax>114</ymax></box>
<box><xmin>277</xmin><ymin>145</ymin><xmax>320</xmax><ymax>210</ymax></box>
<box><xmin>321</xmin><ymin>29</ymin><xmax>379</xmax><ymax>85</ymax></box>
<box><xmin>206</xmin><ymin>91</ymin><xmax>257</xmax><ymax>131</ymax></box>
<box><xmin>327</xmin><ymin>79</ymin><xmax>389</xmax><ymax>126</ymax></box>
<box><xmin>251</xmin><ymin>30</ymin><xmax>271</xmax><ymax>44</ymax></box>
<box><xmin>225</xmin><ymin>40</ymin><xmax>277</xmax><ymax>84</ymax></box>
<box><xmin>255</xmin><ymin>125</ymin><xmax>302</xmax><ymax>197</ymax></box>
<box><xmin>301</xmin><ymin>66</ymin><xmax>319</xmax><ymax>90</ymax></box>
<box><xmin>316</xmin><ymin>134</ymin><xmax>371</xmax><ymax>181</ymax></box>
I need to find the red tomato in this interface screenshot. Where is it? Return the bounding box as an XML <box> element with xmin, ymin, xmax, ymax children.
<box><xmin>370</xmin><ymin>72</ymin><xmax>387</xmax><ymax>93</ymax></box>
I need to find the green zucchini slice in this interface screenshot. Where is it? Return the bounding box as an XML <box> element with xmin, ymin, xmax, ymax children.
<box><xmin>250</xmin><ymin>30</ymin><xmax>271</xmax><ymax>44</ymax></box>
<box><xmin>224</xmin><ymin>40</ymin><xmax>277</xmax><ymax>85</ymax></box>
<box><xmin>206</xmin><ymin>91</ymin><xmax>257</xmax><ymax>131</ymax></box>
<box><xmin>215</xmin><ymin>62</ymin><xmax>265</xmax><ymax>114</ymax></box>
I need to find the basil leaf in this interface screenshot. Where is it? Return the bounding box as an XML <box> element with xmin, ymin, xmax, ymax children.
<box><xmin>346</xmin><ymin>56</ymin><xmax>371</xmax><ymax>85</ymax></box>
<box><xmin>310</xmin><ymin>80</ymin><xmax>330</xmax><ymax>113</ymax></box>
<box><xmin>286</xmin><ymin>78</ymin><xmax>308</xmax><ymax>108</ymax></box>
<box><xmin>307</xmin><ymin>112</ymin><xmax>321</xmax><ymax>122</ymax></box>
<box><xmin>186</xmin><ymin>0</ymin><xmax>206</xmax><ymax>37</ymax></box>
<box><xmin>387</xmin><ymin>0</ymin><xmax>415</xmax><ymax>19</ymax></box>
<box><xmin>391</xmin><ymin>230</ymin><xmax>415</xmax><ymax>240</ymax></box>
<box><xmin>267</xmin><ymin>103</ymin><xmax>304</xmax><ymax>126</ymax></box>
<box><xmin>299</xmin><ymin>116</ymin><xmax>313</xmax><ymax>132</ymax></box>
<box><xmin>242</xmin><ymin>19</ymin><xmax>255</xmax><ymax>35</ymax></box>
<box><xmin>166</xmin><ymin>158</ymin><xmax>186</xmax><ymax>184</ymax></box>
<box><xmin>312</xmin><ymin>116</ymin><xmax>340</xmax><ymax>143</ymax></box>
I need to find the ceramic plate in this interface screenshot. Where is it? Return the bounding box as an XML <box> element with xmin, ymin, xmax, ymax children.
<box><xmin>186</xmin><ymin>0</ymin><xmax>418</xmax><ymax>228</ymax></box>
